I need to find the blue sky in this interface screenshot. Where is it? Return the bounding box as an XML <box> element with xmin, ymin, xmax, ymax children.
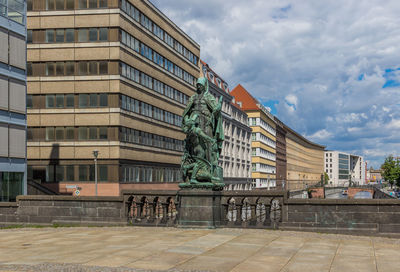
<box><xmin>151</xmin><ymin>0</ymin><xmax>400</xmax><ymax>168</ymax></box>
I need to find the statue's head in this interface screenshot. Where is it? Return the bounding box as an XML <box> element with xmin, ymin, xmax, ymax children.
<box><xmin>196</xmin><ymin>77</ymin><xmax>208</xmax><ymax>94</ymax></box>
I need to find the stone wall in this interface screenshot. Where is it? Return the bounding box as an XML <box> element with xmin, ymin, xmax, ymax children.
<box><xmin>7</xmin><ymin>195</ymin><xmax>126</xmax><ymax>226</ymax></box>
<box><xmin>1</xmin><ymin>191</ymin><xmax>400</xmax><ymax>237</ymax></box>
<box><xmin>282</xmin><ymin>198</ymin><xmax>400</xmax><ymax>236</ymax></box>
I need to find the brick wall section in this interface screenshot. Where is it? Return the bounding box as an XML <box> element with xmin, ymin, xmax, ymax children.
<box><xmin>15</xmin><ymin>195</ymin><xmax>126</xmax><ymax>226</ymax></box>
<box><xmin>282</xmin><ymin>198</ymin><xmax>400</xmax><ymax>236</ymax></box>
<box><xmin>347</xmin><ymin>188</ymin><xmax>374</xmax><ymax>199</ymax></box>
<box><xmin>309</xmin><ymin>187</ymin><xmax>325</xmax><ymax>199</ymax></box>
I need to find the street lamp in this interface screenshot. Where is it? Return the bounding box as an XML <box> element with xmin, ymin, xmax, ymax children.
<box><xmin>93</xmin><ymin>150</ymin><xmax>99</xmax><ymax>196</ymax></box>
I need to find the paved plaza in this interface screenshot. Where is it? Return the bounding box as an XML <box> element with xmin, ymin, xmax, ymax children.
<box><xmin>0</xmin><ymin>227</ymin><xmax>399</xmax><ymax>271</ymax></box>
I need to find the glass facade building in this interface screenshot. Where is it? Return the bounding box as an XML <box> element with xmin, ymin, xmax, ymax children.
<box><xmin>0</xmin><ymin>0</ymin><xmax>27</xmax><ymax>201</ymax></box>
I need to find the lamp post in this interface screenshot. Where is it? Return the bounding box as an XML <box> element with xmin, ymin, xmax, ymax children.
<box><xmin>93</xmin><ymin>150</ymin><xmax>99</xmax><ymax>196</ymax></box>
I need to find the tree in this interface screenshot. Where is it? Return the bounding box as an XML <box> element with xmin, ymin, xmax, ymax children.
<box><xmin>381</xmin><ymin>155</ymin><xmax>400</xmax><ymax>188</ymax></box>
<box><xmin>324</xmin><ymin>172</ymin><xmax>330</xmax><ymax>185</ymax></box>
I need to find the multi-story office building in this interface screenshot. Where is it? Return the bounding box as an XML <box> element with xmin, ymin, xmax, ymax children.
<box><xmin>285</xmin><ymin>124</ymin><xmax>325</xmax><ymax>190</ymax></box>
<box><xmin>0</xmin><ymin>0</ymin><xmax>27</xmax><ymax>201</ymax></box>
<box><xmin>200</xmin><ymin>61</ymin><xmax>252</xmax><ymax>190</ymax></box>
<box><xmin>231</xmin><ymin>84</ymin><xmax>277</xmax><ymax>189</ymax></box>
<box><xmin>26</xmin><ymin>0</ymin><xmax>200</xmax><ymax>195</ymax></box>
<box><xmin>324</xmin><ymin>151</ymin><xmax>366</xmax><ymax>186</ymax></box>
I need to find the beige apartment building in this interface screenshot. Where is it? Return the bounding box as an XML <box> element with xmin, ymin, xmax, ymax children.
<box><xmin>26</xmin><ymin>0</ymin><xmax>200</xmax><ymax>195</ymax></box>
<box><xmin>284</xmin><ymin>124</ymin><xmax>325</xmax><ymax>190</ymax></box>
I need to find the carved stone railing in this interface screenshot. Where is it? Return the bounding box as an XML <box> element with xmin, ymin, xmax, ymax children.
<box><xmin>220</xmin><ymin>190</ymin><xmax>287</xmax><ymax>229</ymax></box>
<box><xmin>122</xmin><ymin>190</ymin><xmax>179</xmax><ymax>227</ymax></box>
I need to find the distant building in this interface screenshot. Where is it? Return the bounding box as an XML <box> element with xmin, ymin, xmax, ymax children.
<box><xmin>231</xmin><ymin>84</ymin><xmax>277</xmax><ymax>189</ymax></box>
<box><xmin>0</xmin><ymin>0</ymin><xmax>27</xmax><ymax>201</ymax></box>
<box><xmin>324</xmin><ymin>151</ymin><xmax>366</xmax><ymax>186</ymax></box>
<box><xmin>274</xmin><ymin>117</ymin><xmax>287</xmax><ymax>189</ymax></box>
<box><xmin>367</xmin><ymin>168</ymin><xmax>382</xmax><ymax>183</ymax></box>
<box><xmin>284</xmin><ymin>124</ymin><xmax>325</xmax><ymax>190</ymax></box>
<box><xmin>200</xmin><ymin>61</ymin><xmax>252</xmax><ymax>190</ymax></box>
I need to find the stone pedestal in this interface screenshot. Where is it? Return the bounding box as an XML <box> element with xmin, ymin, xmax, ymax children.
<box><xmin>178</xmin><ymin>189</ymin><xmax>222</xmax><ymax>228</ymax></box>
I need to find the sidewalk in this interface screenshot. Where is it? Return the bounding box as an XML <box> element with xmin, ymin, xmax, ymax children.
<box><xmin>0</xmin><ymin>226</ymin><xmax>398</xmax><ymax>271</ymax></box>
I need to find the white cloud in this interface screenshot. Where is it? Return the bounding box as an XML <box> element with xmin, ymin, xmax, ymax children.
<box><xmin>150</xmin><ymin>0</ymin><xmax>400</xmax><ymax>168</ymax></box>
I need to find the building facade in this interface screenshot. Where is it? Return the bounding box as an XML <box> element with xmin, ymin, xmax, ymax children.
<box><xmin>0</xmin><ymin>0</ymin><xmax>27</xmax><ymax>201</ymax></box>
<box><xmin>231</xmin><ymin>84</ymin><xmax>277</xmax><ymax>189</ymax></box>
<box><xmin>200</xmin><ymin>61</ymin><xmax>252</xmax><ymax>190</ymax></box>
<box><xmin>285</xmin><ymin>124</ymin><xmax>325</xmax><ymax>190</ymax></box>
<box><xmin>324</xmin><ymin>151</ymin><xmax>366</xmax><ymax>186</ymax></box>
<box><xmin>26</xmin><ymin>0</ymin><xmax>200</xmax><ymax>195</ymax></box>
<box><xmin>274</xmin><ymin>117</ymin><xmax>286</xmax><ymax>189</ymax></box>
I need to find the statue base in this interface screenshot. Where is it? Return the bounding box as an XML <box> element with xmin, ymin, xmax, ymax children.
<box><xmin>177</xmin><ymin>188</ymin><xmax>222</xmax><ymax>228</ymax></box>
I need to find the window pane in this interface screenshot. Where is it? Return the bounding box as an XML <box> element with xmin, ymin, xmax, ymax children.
<box><xmin>55</xmin><ymin>127</ymin><xmax>64</xmax><ymax>140</ymax></box>
<box><xmin>78</xmin><ymin>29</ymin><xmax>88</xmax><ymax>42</ymax></box>
<box><xmin>46</xmin><ymin>95</ymin><xmax>55</xmax><ymax>108</ymax></box>
<box><xmin>56</xmin><ymin>0</ymin><xmax>64</xmax><ymax>10</ymax></box>
<box><xmin>89</xmin><ymin>0</ymin><xmax>96</xmax><ymax>8</ymax></box>
<box><xmin>99</xmin><ymin>165</ymin><xmax>107</xmax><ymax>181</ymax></box>
<box><xmin>79</xmin><ymin>94</ymin><xmax>88</xmax><ymax>107</ymax></box>
<box><xmin>66</xmin><ymin>165</ymin><xmax>74</xmax><ymax>180</ymax></box>
<box><xmin>66</xmin><ymin>127</ymin><xmax>74</xmax><ymax>139</ymax></box>
<box><xmin>56</xmin><ymin>94</ymin><xmax>64</xmax><ymax>108</ymax></box>
<box><xmin>78</xmin><ymin>127</ymin><xmax>88</xmax><ymax>140</ymax></box>
<box><xmin>99</xmin><ymin>61</ymin><xmax>108</xmax><ymax>74</ymax></box>
<box><xmin>78</xmin><ymin>62</ymin><xmax>87</xmax><ymax>75</ymax></box>
<box><xmin>65</xmin><ymin>94</ymin><xmax>74</xmax><ymax>108</ymax></box>
<box><xmin>89</xmin><ymin>127</ymin><xmax>97</xmax><ymax>139</ymax></box>
<box><xmin>56</xmin><ymin>62</ymin><xmax>64</xmax><ymax>76</ymax></box>
<box><xmin>78</xmin><ymin>0</ymin><xmax>87</xmax><ymax>9</ymax></box>
<box><xmin>65</xmin><ymin>62</ymin><xmax>74</xmax><ymax>75</ymax></box>
<box><xmin>27</xmin><ymin>0</ymin><xmax>33</xmax><ymax>10</ymax></box>
<box><xmin>79</xmin><ymin>165</ymin><xmax>88</xmax><ymax>181</ymax></box>
<box><xmin>46</xmin><ymin>127</ymin><xmax>55</xmax><ymax>141</ymax></box>
<box><xmin>99</xmin><ymin>0</ymin><xmax>107</xmax><ymax>8</ymax></box>
<box><xmin>89</xmin><ymin>61</ymin><xmax>97</xmax><ymax>75</ymax></box>
<box><xmin>46</xmin><ymin>0</ymin><xmax>55</xmax><ymax>10</ymax></box>
<box><xmin>46</xmin><ymin>29</ymin><xmax>54</xmax><ymax>42</ymax></box>
<box><xmin>99</xmin><ymin>127</ymin><xmax>107</xmax><ymax>139</ymax></box>
<box><xmin>27</xmin><ymin>95</ymin><xmax>33</xmax><ymax>108</ymax></box>
<box><xmin>99</xmin><ymin>28</ymin><xmax>108</xmax><ymax>41</ymax></box>
<box><xmin>54</xmin><ymin>165</ymin><xmax>64</xmax><ymax>182</ymax></box>
<box><xmin>89</xmin><ymin>93</ymin><xmax>97</xmax><ymax>107</ymax></box>
<box><xmin>66</xmin><ymin>0</ymin><xmax>74</xmax><ymax>9</ymax></box>
<box><xmin>65</xmin><ymin>29</ymin><xmax>74</xmax><ymax>42</ymax></box>
<box><xmin>89</xmin><ymin>28</ymin><xmax>98</xmax><ymax>41</ymax></box>
<box><xmin>46</xmin><ymin>62</ymin><xmax>55</xmax><ymax>76</ymax></box>
<box><xmin>27</xmin><ymin>30</ymin><xmax>32</xmax><ymax>43</ymax></box>
<box><xmin>99</xmin><ymin>93</ymin><xmax>107</xmax><ymax>106</ymax></box>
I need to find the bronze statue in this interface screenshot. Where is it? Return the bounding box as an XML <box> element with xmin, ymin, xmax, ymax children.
<box><xmin>180</xmin><ymin>77</ymin><xmax>224</xmax><ymax>189</ymax></box>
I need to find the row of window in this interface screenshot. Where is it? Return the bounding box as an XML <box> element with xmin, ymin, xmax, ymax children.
<box><xmin>40</xmin><ymin>164</ymin><xmax>108</xmax><ymax>183</ymax></box>
<box><xmin>27</xmin><ymin>0</ymin><xmax>108</xmax><ymax>11</ymax></box>
<box><xmin>120</xmin><ymin>62</ymin><xmax>189</xmax><ymax>105</ymax></box>
<box><xmin>251</xmin><ymin>163</ymin><xmax>276</xmax><ymax>174</ymax></box>
<box><xmin>121</xmin><ymin>165</ymin><xmax>181</xmax><ymax>183</ymax></box>
<box><xmin>27</xmin><ymin>61</ymin><xmax>114</xmax><ymax>77</ymax></box>
<box><xmin>28</xmin><ymin>93</ymin><xmax>109</xmax><ymax>109</ymax></box>
<box><xmin>38</xmin><ymin>28</ymin><xmax>109</xmax><ymax>44</ymax></box>
<box><xmin>120</xmin><ymin>30</ymin><xmax>195</xmax><ymax>86</ymax></box>
<box><xmin>120</xmin><ymin>94</ymin><xmax>182</xmax><ymax>127</ymax></box>
<box><xmin>120</xmin><ymin>0</ymin><xmax>198</xmax><ymax>66</ymax></box>
<box><xmin>119</xmin><ymin>127</ymin><xmax>183</xmax><ymax>152</ymax></box>
<box><xmin>29</xmin><ymin>126</ymin><xmax>110</xmax><ymax>141</ymax></box>
<box><xmin>249</xmin><ymin>117</ymin><xmax>276</xmax><ymax>136</ymax></box>
<box><xmin>252</xmin><ymin>148</ymin><xmax>276</xmax><ymax>161</ymax></box>
<box><xmin>251</xmin><ymin>132</ymin><xmax>276</xmax><ymax>149</ymax></box>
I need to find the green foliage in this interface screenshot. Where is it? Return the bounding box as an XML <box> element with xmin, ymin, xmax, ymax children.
<box><xmin>381</xmin><ymin>155</ymin><xmax>400</xmax><ymax>188</ymax></box>
<box><xmin>324</xmin><ymin>172</ymin><xmax>330</xmax><ymax>185</ymax></box>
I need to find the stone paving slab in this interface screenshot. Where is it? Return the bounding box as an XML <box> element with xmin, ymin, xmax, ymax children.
<box><xmin>0</xmin><ymin>227</ymin><xmax>398</xmax><ymax>271</ymax></box>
